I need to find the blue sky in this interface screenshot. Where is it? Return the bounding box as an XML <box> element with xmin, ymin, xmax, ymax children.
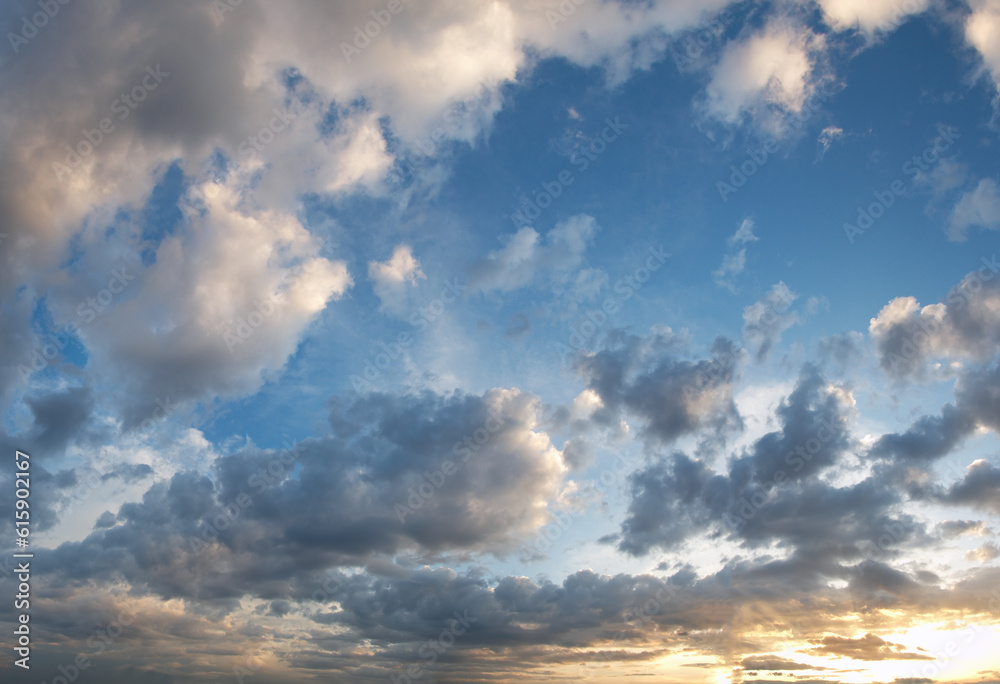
<box><xmin>2</xmin><ymin>1</ymin><xmax>1000</xmax><ymax>683</ymax></box>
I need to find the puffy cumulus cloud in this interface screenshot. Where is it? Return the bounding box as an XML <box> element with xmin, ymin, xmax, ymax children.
<box><xmin>368</xmin><ymin>244</ymin><xmax>426</xmax><ymax>313</ymax></box>
<box><xmin>36</xmin><ymin>387</ymin><xmax>565</xmax><ymax>601</ymax></box>
<box><xmin>743</xmin><ymin>281</ymin><xmax>799</xmax><ymax>362</ymax></box>
<box><xmin>947</xmin><ymin>178</ymin><xmax>1000</xmax><ymax>242</ymax></box>
<box><xmin>869</xmin><ymin>265</ymin><xmax>1000</xmax><ymax>381</ymax></box>
<box><xmin>2</xmin><ymin>0</ymin><xmax>757</xmax><ymax>414</ymax></box>
<box><xmin>965</xmin><ymin>0</ymin><xmax>1000</xmax><ymax>91</ymax></box>
<box><xmin>616</xmin><ymin>365</ymin><xmax>858</xmax><ymax>556</ymax></box>
<box><xmin>470</xmin><ymin>214</ymin><xmax>598</xmax><ymax>293</ymax></box>
<box><xmin>0</xmin><ymin>3</ymin><xmax>271</xmax><ymax>300</ymax></box>
<box><xmin>572</xmin><ymin>328</ymin><xmax>742</xmax><ymax>446</ymax></box>
<box><xmin>812</xmin><ymin>0</ymin><xmax>931</xmax><ymax>38</ymax></box>
<box><xmin>51</xmin><ymin>182</ymin><xmax>352</xmax><ymax>426</ymax></box>
<box><xmin>701</xmin><ymin>17</ymin><xmax>824</xmax><ymax>126</ymax></box>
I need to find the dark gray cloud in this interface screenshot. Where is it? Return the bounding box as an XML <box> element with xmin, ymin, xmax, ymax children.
<box><xmin>33</xmin><ymin>387</ymin><xmax>565</xmax><ymax>602</ymax></box>
<box><xmin>939</xmin><ymin>460</ymin><xmax>1000</xmax><ymax>514</ymax></box>
<box><xmin>616</xmin><ymin>365</ymin><xmax>862</xmax><ymax>557</ymax></box>
<box><xmin>573</xmin><ymin>329</ymin><xmax>742</xmax><ymax>446</ymax></box>
<box><xmin>25</xmin><ymin>385</ymin><xmax>95</xmax><ymax>455</ymax></box>
<box><xmin>870</xmin><ymin>365</ymin><xmax>1000</xmax><ymax>467</ymax></box>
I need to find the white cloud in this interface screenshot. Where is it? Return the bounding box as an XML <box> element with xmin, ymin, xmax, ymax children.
<box><xmin>743</xmin><ymin>281</ymin><xmax>799</xmax><ymax>361</ymax></box>
<box><xmin>965</xmin><ymin>0</ymin><xmax>1000</xmax><ymax>91</ymax></box>
<box><xmin>714</xmin><ymin>217</ymin><xmax>757</xmax><ymax>292</ymax></box>
<box><xmin>818</xmin><ymin>125</ymin><xmax>844</xmax><ymax>156</ymax></box>
<box><xmin>813</xmin><ymin>0</ymin><xmax>930</xmax><ymax>37</ymax></box>
<box><xmin>471</xmin><ymin>214</ymin><xmax>599</xmax><ymax>293</ymax></box>
<box><xmin>61</xmin><ymin>181</ymin><xmax>352</xmax><ymax>425</ymax></box>
<box><xmin>948</xmin><ymin>178</ymin><xmax>1000</xmax><ymax>242</ymax></box>
<box><xmin>369</xmin><ymin>244</ymin><xmax>426</xmax><ymax>313</ymax></box>
<box><xmin>702</xmin><ymin>18</ymin><xmax>823</xmax><ymax>125</ymax></box>
<box><xmin>729</xmin><ymin>216</ymin><xmax>759</xmax><ymax>246</ymax></box>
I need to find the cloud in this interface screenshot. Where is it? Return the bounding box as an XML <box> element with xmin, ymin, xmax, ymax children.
<box><xmin>813</xmin><ymin>0</ymin><xmax>931</xmax><ymax>37</ymax></box>
<box><xmin>817</xmin><ymin>330</ymin><xmax>865</xmax><ymax>366</ymax></box>
<box><xmin>937</xmin><ymin>519</ymin><xmax>992</xmax><ymax>538</ymax></box>
<box><xmin>743</xmin><ymin>282</ymin><xmax>799</xmax><ymax>362</ymax></box>
<box><xmin>947</xmin><ymin>178</ymin><xmax>1000</xmax><ymax>242</ymax></box>
<box><xmin>368</xmin><ymin>244</ymin><xmax>426</xmax><ymax>313</ymax></box>
<box><xmin>868</xmin><ymin>266</ymin><xmax>1000</xmax><ymax>381</ymax></box>
<box><xmin>868</xmin><ymin>365</ymin><xmax>1000</xmax><ymax>471</ymax></box>
<box><xmin>24</xmin><ymin>386</ymin><xmax>95</xmax><ymax>455</ymax></box>
<box><xmin>57</xmin><ymin>182</ymin><xmax>352</xmax><ymax>427</ymax></box>
<box><xmin>742</xmin><ymin>655</ymin><xmax>826</xmax><ymax>670</ymax></box>
<box><xmin>35</xmin><ymin>387</ymin><xmax>566</xmax><ymax>602</ymax></box>
<box><xmin>817</xmin><ymin>125</ymin><xmax>843</xmax><ymax>156</ymax></box>
<box><xmin>967</xmin><ymin>543</ymin><xmax>1000</xmax><ymax>562</ymax></box>
<box><xmin>940</xmin><ymin>459</ymin><xmax>1000</xmax><ymax>515</ymax></box>
<box><xmin>616</xmin><ymin>365</ymin><xmax>858</xmax><ymax>556</ymax></box>
<box><xmin>965</xmin><ymin>0</ymin><xmax>1000</xmax><ymax>91</ymax></box>
<box><xmin>572</xmin><ymin>329</ymin><xmax>742</xmax><ymax>447</ymax></box>
<box><xmin>803</xmin><ymin>633</ymin><xmax>934</xmax><ymax>660</ymax></box>
<box><xmin>702</xmin><ymin>17</ymin><xmax>823</xmax><ymax>125</ymax></box>
<box><xmin>470</xmin><ymin>214</ymin><xmax>598</xmax><ymax>293</ymax></box>
<box><xmin>713</xmin><ymin>217</ymin><xmax>758</xmax><ymax>292</ymax></box>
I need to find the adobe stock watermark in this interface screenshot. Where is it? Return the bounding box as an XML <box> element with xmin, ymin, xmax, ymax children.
<box><xmin>341</xmin><ymin>0</ymin><xmax>412</xmax><ymax>63</ymax></box>
<box><xmin>844</xmin><ymin>124</ymin><xmax>959</xmax><ymax>243</ymax></box>
<box><xmin>52</xmin><ymin>65</ymin><xmax>169</xmax><ymax>181</ymax></box>
<box><xmin>555</xmin><ymin>246</ymin><xmax>671</xmax><ymax>365</ymax></box>
<box><xmin>7</xmin><ymin>0</ymin><xmax>72</xmax><ymax>55</ymax></box>
<box><xmin>546</xmin><ymin>0</ymin><xmax>586</xmax><ymax>29</ymax></box>
<box><xmin>510</xmin><ymin>117</ymin><xmax>628</xmax><ymax>229</ymax></box>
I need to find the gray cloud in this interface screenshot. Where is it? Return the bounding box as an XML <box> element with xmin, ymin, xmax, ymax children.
<box><xmin>573</xmin><ymin>329</ymin><xmax>742</xmax><ymax>446</ymax></box>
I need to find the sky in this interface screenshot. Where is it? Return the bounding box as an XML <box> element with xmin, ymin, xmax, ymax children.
<box><xmin>1</xmin><ymin>0</ymin><xmax>1000</xmax><ymax>683</ymax></box>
